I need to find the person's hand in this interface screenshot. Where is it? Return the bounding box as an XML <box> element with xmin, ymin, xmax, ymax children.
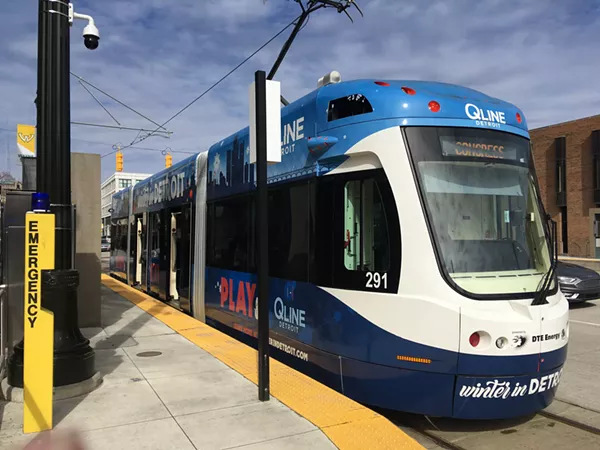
<box><xmin>21</xmin><ymin>430</ymin><xmax>85</xmax><ymax>450</ymax></box>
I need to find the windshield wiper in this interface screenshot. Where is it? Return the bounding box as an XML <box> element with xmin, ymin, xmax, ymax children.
<box><xmin>532</xmin><ymin>216</ymin><xmax>557</xmax><ymax>305</ymax></box>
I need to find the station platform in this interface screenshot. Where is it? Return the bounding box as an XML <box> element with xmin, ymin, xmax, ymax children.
<box><xmin>0</xmin><ymin>275</ymin><xmax>422</xmax><ymax>449</ymax></box>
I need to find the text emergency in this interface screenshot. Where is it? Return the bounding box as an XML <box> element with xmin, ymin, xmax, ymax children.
<box><xmin>25</xmin><ymin>219</ymin><xmax>40</xmax><ymax>328</ymax></box>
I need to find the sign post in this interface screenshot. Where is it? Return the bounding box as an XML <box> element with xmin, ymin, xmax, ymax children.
<box><xmin>249</xmin><ymin>70</ymin><xmax>281</xmax><ymax>401</ymax></box>
<box><xmin>23</xmin><ymin>193</ymin><xmax>55</xmax><ymax>433</ymax></box>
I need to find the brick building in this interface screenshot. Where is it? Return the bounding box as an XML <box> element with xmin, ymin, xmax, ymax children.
<box><xmin>530</xmin><ymin>114</ymin><xmax>600</xmax><ymax>258</ymax></box>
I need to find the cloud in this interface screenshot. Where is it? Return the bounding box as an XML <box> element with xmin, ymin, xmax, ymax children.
<box><xmin>1</xmin><ymin>0</ymin><xmax>599</xmax><ymax>182</ymax></box>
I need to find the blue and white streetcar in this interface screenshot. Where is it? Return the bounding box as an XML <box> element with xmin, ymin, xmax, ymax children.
<box><xmin>110</xmin><ymin>72</ymin><xmax>569</xmax><ymax>420</ymax></box>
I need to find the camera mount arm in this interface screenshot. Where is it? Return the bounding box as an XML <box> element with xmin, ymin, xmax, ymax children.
<box><xmin>68</xmin><ymin>3</ymin><xmax>94</xmax><ymax>27</ymax></box>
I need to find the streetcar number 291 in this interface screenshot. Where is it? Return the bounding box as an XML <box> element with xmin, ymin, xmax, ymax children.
<box><xmin>365</xmin><ymin>272</ymin><xmax>387</xmax><ymax>289</ymax></box>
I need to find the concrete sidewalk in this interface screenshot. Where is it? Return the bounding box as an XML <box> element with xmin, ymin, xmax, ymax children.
<box><xmin>0</xmin><ymin>285</ymin><xmax>337</xmax><ymax>449</ymax></box>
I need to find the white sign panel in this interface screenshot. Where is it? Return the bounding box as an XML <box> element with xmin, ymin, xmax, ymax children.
<box><xmin>249</xmin><ymin>79</ymin><xmax>282</xmax><ymax>165</ymax></box>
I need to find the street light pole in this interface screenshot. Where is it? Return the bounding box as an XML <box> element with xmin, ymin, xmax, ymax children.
<box><xmin>7</xmin><ymin>0</ymin><xmax>96</xmax><ymax>390</ymax></box>
<box><xmin>38</xmin><ymin>0</ymin><xmax>72</xmax><ymax>268</ymax></box>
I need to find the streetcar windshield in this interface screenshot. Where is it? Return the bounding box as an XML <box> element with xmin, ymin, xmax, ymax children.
<box><xmin>405</xmin><ymin>126</ymin><xmax>554</xmax><ymax>297</ymax></box>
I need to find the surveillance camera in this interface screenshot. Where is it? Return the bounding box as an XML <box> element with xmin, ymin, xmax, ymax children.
<box><xmin>82</xmin><ymin>23</ymin><xmax>100</xmax><ymax>50</ymax></box>
<box><xmin>70</xmin><ymin>6</ymin><xmax>101</xmax><ymax>50</ymax></box>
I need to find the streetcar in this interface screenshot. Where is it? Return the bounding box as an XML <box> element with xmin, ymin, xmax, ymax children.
<box><xmin>110</xmin><ymin>72</ymin><xmax>569</xmax><ymax>420</ymax></box>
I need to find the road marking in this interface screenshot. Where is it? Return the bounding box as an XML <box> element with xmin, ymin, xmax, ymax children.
<box><xmin>570</xmin><ymin>319</ymin><xmax>600</xmax><ymax>328</ymax></box>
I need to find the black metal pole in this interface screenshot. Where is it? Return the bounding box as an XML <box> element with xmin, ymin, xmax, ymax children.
<box><xmin>7</xmin><ymin>0</ymin><xmax>95</xmax><ymax>389</ymax></box>
<box><xmin>40</xmin><ymin>0</ymin><xmax>72</xmax><ymax>266</ymax></box>
<box><xmin>255</xmin><ymin>70</ymin><xmax>270</xmax><ymax>401</ymax></box>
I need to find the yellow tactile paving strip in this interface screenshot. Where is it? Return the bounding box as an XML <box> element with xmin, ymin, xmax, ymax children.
<box><xmin>101</xmin><ymin>274</ymin><xmax>424</xmax><ymax>450</ymax></box>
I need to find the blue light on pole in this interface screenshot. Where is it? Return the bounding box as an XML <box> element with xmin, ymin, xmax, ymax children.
<box><xmin>31</xmin><ymin>192</ymin><xmax>50</xmax><ymax>212</ymax></box>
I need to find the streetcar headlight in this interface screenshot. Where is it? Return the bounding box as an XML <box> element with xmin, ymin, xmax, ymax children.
<box><xmin>496</xmin><ymin>337</ymin><xmax>508</xmax><ymax>349</ymax></box>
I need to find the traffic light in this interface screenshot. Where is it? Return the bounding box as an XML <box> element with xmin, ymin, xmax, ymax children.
<box><xmin>165</xmin><ymin>152</ymin><xmax>172</xmax><ymax>168</ymax></box>
<box><xmin>116</xmin><ymin>150</ymin><xmax>123</xmax><ymax>172</ymax></box>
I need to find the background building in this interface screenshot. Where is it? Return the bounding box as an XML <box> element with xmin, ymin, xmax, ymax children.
<box><xmin>101</xmin><ymin>171</ymin><xmax>150</xmax><ymax>237</ymax></box>
<box><xmin>530</xmin><ymin>114</ymin><xmax>600</xmax><ymax>259</ymax></box>
<box><xmin>0</xmin><ymin>172</ymin><xmax>22</xmax><ymax>204</ymax></box>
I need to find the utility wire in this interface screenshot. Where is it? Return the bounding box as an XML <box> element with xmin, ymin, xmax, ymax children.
<box><xmin>77</xmin><ymin>80</ymin><xmax>121</xmax><ymax>126</ymax></box>
<box><xmin>121</xmin><ymin>15</ymin><xmax>300</xmax><ymax>151</ymax></box>
<box><xmin>0</xmin><ymin>126</ymin><xmax>191</xmax><ymax>157</ymax></box>
<box><xmin>70</xmin><ymin>71</ymin><xmax>170</xmax><ymax>132</ymax></box>
<box><xmin>75</xmin><ymin>137</ymin><xmax>187</xmax><ymax>153</ymax></box>
<box><xmin>2</xmin><ymin>120</ymin><xmax>170</xmax><ymax>137</ymax></box>
<box><xmin>100</xmin><ymin>146</ymin><xmax>195</xmax><ymax>159</ymax></box>
<box><xmin>71</xmin><ymin>121</ymin><xmax>171</xmax><ymax>135</ymax></box>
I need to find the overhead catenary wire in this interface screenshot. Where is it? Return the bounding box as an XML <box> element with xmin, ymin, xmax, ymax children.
<box><xmin>100</xmin><ymin>146</ymin><xmax>195</xmax><ymax>159</ymax></box>
<box><xmin>120</xmin><ymin>15</ymin><xmax>300</xmax><ymax>151</ymax></box>
<box><xmin>70</xmin><ymin>71</ymin><xmax>170</xmax><ymax>132</ymax></box>
<box><xmin>0</xmin><ymin>127</ymin><xmax>193</xmax><ymax>158</ymax></box>
<box><xmin>70</xmin><ymin>121</ymin><xmax>172</xmax><ymax>135</ymax></box>
<box><xmin>77</xmin><ymin>80</ymin><xmax>121</xmax><ymax>126</ymax></box>
<box><xmin>6</xmin><ymin>5</ymin><xmax>356</xmax><ymax>169</ymax></box>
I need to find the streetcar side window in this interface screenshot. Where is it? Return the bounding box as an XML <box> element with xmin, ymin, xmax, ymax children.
<box><xmin>268</xmin><ymin>182</ymin><xmax>310</xmax><ymax>281</ymax></box>
<box><xmin>206</xmin><ymin>197</ymin><xmax>255</xmax><ymax>272</ymax></box>
<box><xmin>343</xmin><ymin>178</ymin><xmax>390</xmax><ymax>272</ymax></box>
<box><xmin>204</xmin><ymin>169</ymin><xmax>399</xmax><ymax>293</ymax></box>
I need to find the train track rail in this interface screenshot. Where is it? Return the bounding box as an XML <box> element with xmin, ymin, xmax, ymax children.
<box><xmin>537</xmin><ymin>410</ymin><xmax>600</xmax><ymax>436</ymax></box>
<box><xmin>391</xmin><ymin>415</ymin><xmax>467</xmax><ymax>450</ymax></box>
<box><xmin>405</xmin><ymin>425</ymin><xmax>467</xmax><ymax>450</ymax></box>
<box><xmin>391</xmin><ymin>409</ymin><xmax>600</xmax><ymax>450</ymax></box>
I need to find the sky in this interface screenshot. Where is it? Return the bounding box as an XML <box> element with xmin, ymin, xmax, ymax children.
<box><xmin>1</xmin><ymin>0</ymin><xmax>600</xmax><ymax>183</ymax></box>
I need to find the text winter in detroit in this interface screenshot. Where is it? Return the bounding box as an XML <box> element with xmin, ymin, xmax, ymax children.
<box><xmin>459</xmin><ymin>368</ymin><xmax>563</xmax><ymax>400</ymax></box>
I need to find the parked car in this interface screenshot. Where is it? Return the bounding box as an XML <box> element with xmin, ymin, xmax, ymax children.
<box><xmin>101</xmin><ymin>237</ymin><xmax>110</xmax><ymax>253</ymax></box>
<box><xmin>557</xmin><ymin>261</ymin><xmax>600</xmax><ymax>304</ymax></box>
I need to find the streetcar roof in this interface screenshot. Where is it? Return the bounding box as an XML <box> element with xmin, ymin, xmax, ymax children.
<box><xmin>209</xmin><ymin>78</ymin><xmax>528</xmax><ymax>156</ymax></box>
<box><xmin>120</xmin><ymin>78</ymin><xmax>531</xmax><ymax>208</ymax></box>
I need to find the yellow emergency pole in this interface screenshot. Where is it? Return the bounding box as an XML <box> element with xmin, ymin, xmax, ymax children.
<box><xmin>23</xmin><ymin>210</ymin><xmax>55</xmax><ymax>433</ymax></box>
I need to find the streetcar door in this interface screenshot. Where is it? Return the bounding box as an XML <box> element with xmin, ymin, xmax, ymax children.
<box><xmin>149</xmin><ymin>211</ymin><xmax>162</xmax><ymax>297</ymax></box>
<box><xmin>169</xmin><ymin>212</ymin><xmax>180</xmax><ymax>303</ymax></box>
<box><xmin>128</xmin><ymin>214</ymin><xmax>136</xmax><ymax>285</ymax></box>
<box><xmin>166</xmin><ymin>205</ymin><xmax>192</xmax><ymax>313</ymax></box>
<box><xmin>139</xmin><ymin>213</ymin><xmax>148</xmax><ymax>290</ymax></box>
<box><xmin>159</xmin><ymin>210</ymin><xmax>170</xmax><ymax>300</ymax></box>
<box><xmin>177</xmin><ymin>205</ymin><xmax>192</xmax><ymax>314</ymax></box>
<box><xmin>135</xmin><ymin>217</ymin><xmax>143</xmax><ymax>285</ymax></box>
